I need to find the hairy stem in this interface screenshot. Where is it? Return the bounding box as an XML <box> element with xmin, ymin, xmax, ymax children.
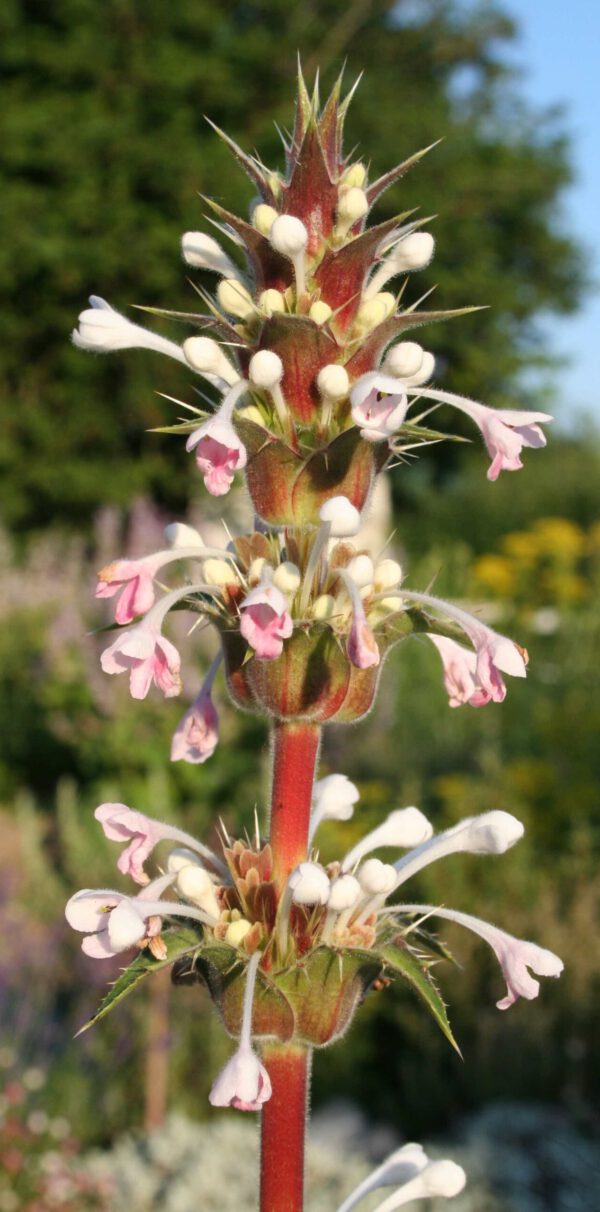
<box><xmin>269</xmin><ymin>720</ymin><xmax>321</xmax><ymax>890</ymax></box>
<box><xmin>260</xmin><ymin>1043</ymin><xmax>311</xmax><ymax>1212</ymax></box>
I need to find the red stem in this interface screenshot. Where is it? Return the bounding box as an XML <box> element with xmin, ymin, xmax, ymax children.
<box><xmin>269</xmin><ymin>720</ymin><xmax>321</xmax><ymax>890</ymax></box>
<box><xmin>260</xmin><ymin>1044</ymin><xmax>311</xmax><ymax>1212</ymax></box>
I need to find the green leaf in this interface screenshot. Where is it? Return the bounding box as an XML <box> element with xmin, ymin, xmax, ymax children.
<box><xmin>377</xmin><ymin>940</ymin><xmax>461</xmax><ymax>1054</ymax></box>
<box><xmin>75</xmin><ymin>927</ymin><xmax>203</xmax><ymax>1036</ymax></box>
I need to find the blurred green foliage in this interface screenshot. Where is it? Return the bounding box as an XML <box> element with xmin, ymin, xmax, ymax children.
<box><xmin>0</xmin><ymin>0</ymin><xmax>586</xmax><ymax>532</ymax></box>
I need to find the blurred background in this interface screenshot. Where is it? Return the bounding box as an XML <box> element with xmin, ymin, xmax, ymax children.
<box><xmin>1</xmin><ymin>1</ymin><xmax>599</xmax><ymax>1208</ymax></box>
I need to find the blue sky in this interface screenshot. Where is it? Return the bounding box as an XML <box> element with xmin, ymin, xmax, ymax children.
<box><xmin>500</xmin><ymin>0</ymin><xmax>600</xmax><ymax>421</ymax></box>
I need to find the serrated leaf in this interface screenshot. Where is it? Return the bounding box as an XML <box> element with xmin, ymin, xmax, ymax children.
<box><xmin>377</xmin><ymin>940</ymin><xmax>461</xmax><ymax>1054</ymax></box>
<box><xmin>75</xmin><ymin>927</ymin><xmax>203</xmax><ymax>1036</ymax></box>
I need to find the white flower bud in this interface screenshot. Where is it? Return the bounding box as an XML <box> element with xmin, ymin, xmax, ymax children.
<box><xmin>311</xmin><ymin>593</ymin><xmax>336</xmax><ymax>620</ymax></box>
<box><xmin>217</xmin><ymin>278</ymin><xmax>256</xmax><ymax>319</ymax></box>
<box><xmin>462</xmin><ymin>811</ymin><xmax>524</xmax><ymax>854</ymax></box>
<box><xmin>202</xmin><ymin>557</ymin><xmax>238</xmax><ymax>587</ymax></box>
<box><xmin>374</xmin><ymin>559</ymin><xmax>403</xmax><ymax>591</ymax></box>
<box><xmin>288</xmin><ymin>862</ymin><xmax>330</xmax><ymax>906</ymax></box>
<box><xmin>401</xmin><ymin>351</ymin><xmax>435</xmax><ymax>386</ymax></box>
<box><xmin>181</xmin><ymin>232</ymin><xmax>240</xmax><ymax>278</ymax></box>
<box><xmin>383</xmin><ymin>342</ymin><xmax>425</xmax><ymax>379</ymax></box>
<box><xmin>336</xmin><ymin>187</ymin><xmax>369</xmax><ymax>233</ymax></box>
<box><xmin>390</xmin><ymin>231</ymin><xmax>435</xmax><ymax>272</ymax></box>
<box><xmin>167</xmin><ymin>847</ymin><xmax>204</xmax><ymax>873</ymax></box>
<box><xmin>249</xmin><ymin>349</ymin><xmax>284</xmax><ymax>389</ymax></box>
<box><xmin>340</xmin><ymin>163</ymin><xmax>367</xmax><ymax>190</ymax></box>
<box><xmin>164</xmin><ymin>523</ymin><xmax>204</xmax><ymax>550</ymax></box>
<box><xmin>259</xmin><ymin>288</ymin><xmax>286</xmax><ymax>315</ymax></box>
<box><xmin>183</xmin><ymin>336</ymin><xmax>240</xmax><ymax>385</ymax></box>
<box><xmin>312</xmin><ymin>774</ymin><xmax>360</xmax><ymax>819</ymax></box>
<box><xmin>327</xmin><ymin>874</ymin><xmax>362</xmax><ymax>912</ymax></box>
<box><xmin>237</xmin><ymin>403</ymin><xmax>265</xmax><ymax>426</ymax></box>
<box><xmin>317</xmin><ymin>364</ymin><xmax>349</xmax><ymax>400</ymax></box>
<box><xmin>343</xmin><ymin>808</ymin><xmax>433</xmax><ymax>872</ymax></box>
<box><xmin>346</xmin><ymin>554</ymin><xmax>374</xmax><ymax>589</ymax></box>
<box><xmin>357</xmin><ymin>858</ymin><xmax>397</xmax><ymax>895</ymax></box>
<box><xmin>107</xmin><ymin>901</ymin><xmax>146</xmax><ymax>950</ymax></box>
<box><xmin>224</xmin><ymin>918</ymin><xmax>252</xmax><ymax>947</ymax></box>
<box><xmin>414</xmin><ymin>1159</ymin><xmax>467</xmax><ymax>1200</ymax></box>
<box><xmin>252</xmin><ymin>203</ymin><xmax>279</xmax><ymax>236</ymax></box>
<box><xmin>319</xmin><ymin>495</ymin><xmax>361</xmax><ymax>537</ymax></box>
<box><xmin>272</xmin><ymin>561</ymin><xmax>301</xmax><ymax>594</ymax></box>
<box><xmin>355</xmin><ymin>292</ymin><xmax>396</xmax><ymax>333</ymax></box>
<box><xmin>269</xmin><ymin>214</ymin><xmax>308</xmax><ymax>257</ymax></box>
<box><xmin>248</xmin><ymin>557</ymin><xmax>269</xmax><ymax>583</ymax></box>
<box><xmin>309</xmin><ymin>301</ymin><xmax>333</xmax><ymax>325</ymax></box>
<box><xmin>176</xmin><ymin>865</ymin><xmax>220</xmax><ymax>919</ymax></box>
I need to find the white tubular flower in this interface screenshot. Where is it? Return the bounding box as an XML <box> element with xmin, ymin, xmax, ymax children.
<box><xmin>356</xmin><ymin>858</ymin><xmax>397</xmax><ymax>896</ymax></box>
<box><xmin>345</xmin><ymin>555</ymin><xmax>375</xmax><ymax>590</ymax></box>
<box><xmin>269</xmin><ymin>214</ymin><xmax>309</xmax><ymax>295</ymax></box>
<box><xmin>393</xmin><ymin>811</ymin><xmax>525</xmax><ymax>890</ymax></box>
<box><xmin>335</xmin><ymin>186</ymin><xmax>369</xmax><ymax>239</ymax></box>
<box><xmin>309</xmin><ymin>774</ymin><xmax>360</xmax><ymax>844</ymax></box>
<box><xmin>342</xmin><ymin>807</ymin><xmax>433</xmax><ymax>872</ymax></box>
<box><xmin>319</xmin><ymin>496</ymin><xmax>361</xmax><ymax>537</ymax></box>
<box><xmin>259</xmin><ymin>288</ymin><xmax>286</xmax><ymax>315</ymax></box>
<box><xmin>183</xmin><ymin>336</ymin><xmax>241</xmax><ymax>386</ymax></box>
<box><xmin>335</xmin><ymin>1142</ymin><xmax>428</xmax><ymax>1212</ymax></box>
<box><xmin>289</xmin><ymin>862</ymin><xmax>330</xmax><ymax>906</ymax></box>
<box><xmin>309</xmin><ymin>300</ymin><xmax>333</xmax><ymax>325</ymax></box>
<box><xmin>370</xmin><ymin>1159</ymin><xmax>466</xmax><ymax>1211</ymax></box>
<box><xmin>382</xmin><ymin>342</ymin><xmax>425</xmax><ymax>379</ymax></box>
<box><xmin>72</xmin><ymin>296</ymin><xmax>187</xmax><ymax>363</ymax></box>
<box><xmin>175</xmin><ymin>865</ymin><xmax>221</xmax><ymax>920</ymax></box>
<box><xmin>252</xmin><ymin>203</ymin><xmax>279</xmax><ymax>235</ymax></box>
<box><xmin>399</xmin><ymin>903</ymin><xmax>564</xmax><ymax>1011</ymax></box>
<box><xmin>209</xmin><ymin>953</ymin><xmax>272</xmax><ymax>1111</ymax></box>
<box><xmin>272</xmin><ymin>561</ymin><xmax>301</xmax><ymax>594</ymax></box>
<box><xmin>181</xmin><ymin>232</ymin><xmax>241</xmax><ymax>278</ymax></box>
<box><xmin>365</xmin><ymin>232</ymin><xmax>435</xmax><ymax>299</ymax></box>
<box><xmin>217</xmin><ymin>278</ymin><xmax>256</xmax><ymax>319</ymax></box>
<box><xmin>248</xmin><ymin>349</ymin><xmax>287</xmax><ymax>428</ymax></box>
<box><xmin>401</xmin><ymin>351</ymin><xmax>436</xmax><ymax>387</ymax></box>
<box><xmin>164</xmin><ymin>522</ymin><xmax>205</xmax><ymax>549</ymax></box>
<box><xmin>317</xmin><ymin>364</ymin><xmax>350</xmax><ymax>401</ymax></box>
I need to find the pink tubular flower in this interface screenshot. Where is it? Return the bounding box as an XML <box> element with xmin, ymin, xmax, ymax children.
<box><xmin>239</xmin><ymin>582</ymin><xmax>293</xmax><ymax>660</ymax></box>
<box><xmin>96</xmin><ymin>555</ymin><xmax>165</xmax><ymax>625</ymax></box>
<box><xmin>350</xmin><ymin>372</ymin><xmax>408</xmax><ymax>442</ymax></box>
<box><xmin>94</xmin><ymin>801</ymin><xmax>229</xmax><ymax>884</ymax></box>
<box><xmin>405</xmin><ymin>385</ymin><xmax>552</xmax><ymax>481</ymax></box>
<box><xmin>400</xmin><ymin>904</ymin><xmax>563</xmax><ymax>1010</ymax></box>
<box><xmin>101</xmin><ymin>621</ymin><xmax>181</xmax><ymax>700</ymax></box>
<box><xmin>209</xmin><ymin>953</ymin><xmax>272</xmax><ymax>1111</ymax></box>
<box><xmin>186</xmin><ymin>379</ymin><xmax>249</xmax><ymax>496</ymax></box>
<box><xmin>402</xmin><ymin>590</ymin><xmax>527</xmax><ymax>703</ymax></box>
<box><xmin>342</xmin><ymin>571</ymin><xmax>380</xmax><ymax>669</ymax></box>
<box><xmin>171</xmin><ymin>654</ymin><xmax>222</xmax><ymax>764</ymax></box>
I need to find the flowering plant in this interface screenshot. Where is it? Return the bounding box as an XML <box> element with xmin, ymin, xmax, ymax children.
<box><xmin>66</xmin><ymin>69</ymin><xmax>561</xmax><ymax>1212</ymax></box>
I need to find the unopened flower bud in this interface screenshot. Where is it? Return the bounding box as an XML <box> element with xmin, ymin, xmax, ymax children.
<box><xmin>176</xmin><ymin>865</ymin><xmax>220</xmax><ymax>919</ymax></box>
<box><xmin>355</xmin><ymin>292</ymin><xmax>396</xmax><ymax>333</ymax></box>
<box><xmin>167</xmin><ymin>847</ymin><xmax>204</xmax><ymax>873</ymax></box>
<box><xmin>259</xmin><ymin>288</ymin><xmax>286</xmax><ymax>315</ymax></box>
<box><xmin>319</xmin><ymin>496</ymin><xmax>361</xmax><ymax>537</ymax></box>
<box><xmin>391</xmin><ymin>231</ymin><xmax>435</xmax><ymax>272</ymax></box>
<box><xmin>357</xmin><ymin>858</ymin><xmax>397</xmax><ymax>895</ymax></box>
<box><xmin>183</xmin><ymin>336</ymin><xmax>240</xmax><ymax>385</ymax></box>
<box><xmin>164</xmin><ymin>523</ymin><xmax>204</xmax><ymax>550</ymax></box>
<box><xmin>312</xmin><ymin>773</ymin><xmax>360</xmax><ymax>820</ymax></box>
<box><xmin>340</xmin><ymin>162</ymin><xmax>367</xmax><ymax>190</ymax></box>
<box><xmin>248</xmin><ymin>557</ymin><xmax>269</xmax><ymax>583</ymax></box>
<box><xmin>237</xmin><ymin>403</ymin><xmax>265</xmax><ymax>426</ymax></box>
<box><xmin>288</xmin><ymin>862</ymin><xmax>330</xmax><ymax>906</ymax></box>
<box><xmin>327</xmin><ymin>874</ymin><xmax>362</xmax><ymax>912</ymax></box>
<box><xmin>317</xmin><ymin>364</ymin><xmax>349</xmax><ymax>400</ymax></box>
<box><xmin>402</xmin><ymin>351</ymin><xmax>435</xmax><ymax>386</ymax></box>
<box><xmin>311</xmin><ymin>593</ymin><xmax>336</xmax><ymax>620</ymax></box>
<box><xmin>383</xmin><ymin>342</ymin><xmax>425</xmax><ymax>379</ymax></box>
<box><xmin>269</xmin><ymin>214</ymin><xmax>308</xmax><ymax>257</ymax></box>
<box><xmin>224</xmin><ymin>918</ymin><xmax>252</xmax><ymax>947</ymax></box>
<box><xmin>217</xmin><ymin>278</ymin><xmax>256</xmax><ymax>319</ymax></box>
<box><xmin>249</xmin><ymin>349</ymin><xmax>284</xmax><ymax>389</ymax></box>
<box><xmin>465</xmin><ymin>811</ymin><xmax>524</xmax><ymax>854</ymax></box>
<box><xmin>252</xmin><ymin>203</ymin><xmax>278</xmax><ymax>236</ymax></box>
<box><xmin>309</xmin><ymin>301</ymin><xmax>333</xmax><ymax>325</ymax></box>
<box><xmin>272</xmin><ymin>561</ymin><xmax>301</xmax><ymax>594</ymax></box>
<box><xmin>374</xmin><ymin>559</ymin><xmax>403</xmax><ymax>591</ymax></box>
<box><xmin>336</xmin><ymin>187</ymin><xmax>369</xmax><ymax>238</ymax></box>
<box><xmin>203</xmin><ymin>557</ymin><xmax>238</xmax><ymax>587</ymax></box>
<box><xmin>346</xmin><ymin>554</ymin><xmax>374</xmax><ymax>589</ymax></box>
<box><xmin>181</xmin><ymin>232</ymin><xmax>240</xmax><ymax>278</ymax></box>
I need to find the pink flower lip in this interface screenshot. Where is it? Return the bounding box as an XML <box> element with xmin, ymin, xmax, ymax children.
<box><xmin>239</xmin><ymin>583</ymin><xmax>293</xmax><ymax>660</ymax></box>
<box><xmin>101</xmin><ymin>623</ymin><xmax>182</xmax><ymax>700</ymax></box>
<box><xmin>171</xmin><ymin>689</ymin><xmax>219</xmax><ymax>764</ymax></box>
<box><xmin>350</xmin><ymin>372</ymin><xmax>408</xmax><ymax>441</ymax></box>
<box><xmin>186</xmin><ymin>417</ymin><xmax>247</xmax><ymax>496</ymax></box>
<box><xmin>209</xmin><ymin>1042</ymin><xmax>272</xmax><ymax>1112</ymax></box>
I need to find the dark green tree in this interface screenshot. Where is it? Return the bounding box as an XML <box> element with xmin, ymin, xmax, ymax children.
<box><xmin>0</xmin><ymin>0</ymin><xmax>585</xmax><ymax>531</ymax></box>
